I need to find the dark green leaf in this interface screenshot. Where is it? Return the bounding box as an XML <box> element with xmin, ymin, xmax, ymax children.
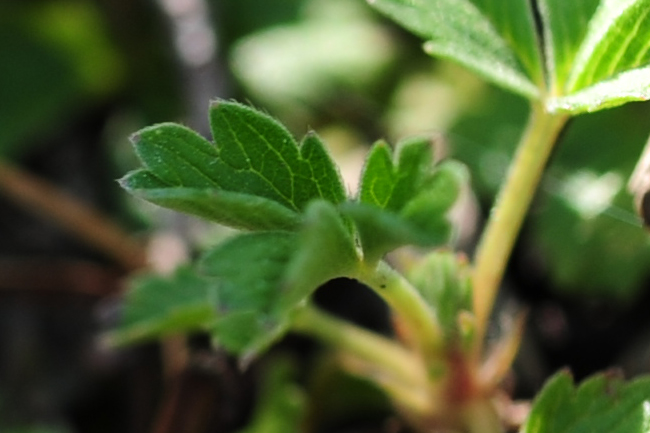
<box><xmin>199</xmin><ymin>204</ymin><xmax>358</xmax><ymax>358</ymax></box>
<box><xmin>129</xmin><ymin>123</ymin><xmax>221</xmax><ymax>188</ymax></box>
<box><xmin>202</xmin><ymin>232</ymin><xmax>295</xmax><ymax>312</ymax></box>
<box><xmin>124</xmin><ymin>101</ymin><xmax>345</xmax><ymax>229</ymax></box>
<box><xmin>211</xmin><ymin>310</ymin><xmax>291</xmax><ymax>357</ymax></box>
<box><xmin>367</xmin><ymin>0</ymin><xmax>539</xmax><ymax>98</ymax></box>
<box><xmin>523</xmin><ymin>370</ymin><xmax>650</xmax><ymax>433</ymax></box>
<box><xmin>208</xmin><ymin>101</ymin><xmax>346</xmax><ymax>210</ymax></box>
<box><xmin>282</xmin><ymin>200</ymin><xmax>359</xmax><ymax>310</ymax></box>
<box><xmin>107</xmin><ymin>267</ymin><xmax>218</xmax><ymax>345</ymax></box>
<box><xmin>201</xmin><ymin>232</ymin><xmax>296</xmax><ymax>357</ymax></box>
<box><xmin>341</xmin><ymin>202</ymin><xmax>449</xmax><ymax>263</ymax></box>
<box><xmin>122</xmin><ymin>172</ymin><xmax>300</xmax><ymax>230</ymax></box>
<box><xmin>537</xmin><ymin>0</ymin><xmax>600</xmax><ymax>95</ymax></box>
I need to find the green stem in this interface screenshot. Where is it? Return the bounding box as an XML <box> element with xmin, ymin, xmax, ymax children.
<box><xmin>461</xmin><ymin>399</ymin><xmax>503</xmax><ymax>433</ymax></box>
<box><xmin>355</xmin><ymin>261</ymin><xmax>443</xmax><ymax>358</ymax></box>
<box><xmin>472</xmin><ymin>104</ymin><xmax>568</xmax><ymax>356</ymax></box>
<box><xmin>292</xmin><ymin>303</ymin><xmax>424</xmax><ymax>386</ymax></box>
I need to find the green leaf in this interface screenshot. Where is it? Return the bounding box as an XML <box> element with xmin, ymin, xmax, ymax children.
<box><xmin>201</xmin><ymin>232</ymin><xmax>297</xmax><ymax>357</ymax></box>
<box><xmin>341</xmin><ymin>202</ymin><xmax>446</xmax><ymax>263</ymax></box>
<box><xmin>200</xmin><ymin>204</ymin><xmax>358</xmax><ymax>358</ymax></box>
<box><xmin>367</xmin><ymin>0</ymin><xmax>539</xmax><ymax>99</ymax></box>
<box><xmin>406</xmin><ymin>251</ymin><xmax>472</xmax><ymax>342</ymax></box>
<box><xmin>123</xmin><ymin>100</ymin><xmax>345</xmax><ymax>229</ymax></box>
<box><xmin>352</xmin><ymin>139</ymin><xmax>466</xmax><ymax>260</ymax></box>
<box><xmin>202</xmin><ymin>232</ymin><xmax>295</xmax><ymax>313</ymax></box>
<box><xmin>208</xmin><ymin>101</ymin><xmax>346</xmax><ymax>210</ymax></box>
<box><xmin>282</xmin><ymin>200</ymin><xmax>359</xmax><ymax>310</ymax></box>
<box><xmin>359</xmin><ymin>138</ymin><xmax>432</xmax><ymax>211</ymax></box>
<box><xmin>122</xmin><ymin>171</ymin><xmax>300</xmax><ymax>230</ymax></box>
<box><xmin>548</xmin><ymin>65</ymin><xmax>650</xmax><ymax>113</ymax></box>
<box><xmin>537</xmin><ymin>0</ymin><xmax>600</xmax><ymax>95</ymax></box>
<box><xmin>107</xmin><ymin>267</ymin><xmax>218</xmax><ymax>346</ymax></box>
<box><xmin>467</xmin><ymin>0</ymin><xmax>543</xmax><ymax>86</ymax></box>
<box><xmin>567</xmin><ymin>0</ymin><xmax>650</xmax><ymax>92</ymax></box>
<box><xmin>523</xmin><ymin>370</ymin><xmax>650</xmax><ymax>433</ymax></box>
<box><xmin>546</xmin><ymin>0</ymin><xmax>650</xmax><ymax>113</ymax></box>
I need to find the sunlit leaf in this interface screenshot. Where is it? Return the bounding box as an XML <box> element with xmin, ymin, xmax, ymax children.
<box><xmin>538</xmin><ymin>0</ymin><xmax>600</xmax><ymax>95</ymax></box>
<box><xmin>367</xmin><ymin>0</ymin><xmax>539</xmax><ymax>98</ymax></box>
<box><xmin>467</xmin><ymin>0</ymin><xmax>543</xmax><ymax>85</ymax></box>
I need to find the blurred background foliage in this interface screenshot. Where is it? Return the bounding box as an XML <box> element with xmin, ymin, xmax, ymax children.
<box><xmin>3</xmin><ymin>0</ymin><xmax>650</xmax><ymax>432</ymax></box>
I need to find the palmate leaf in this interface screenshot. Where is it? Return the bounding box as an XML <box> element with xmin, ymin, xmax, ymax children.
<box><xmin>367</xmin><ymin>0</ymin><xmax>540</xmax><ymax>99</ymax></box>
<box><xmin>538</xmin><ymin>0</ymin><xmax>600</xmax><ymax>95</ymax></box>
<box><xmin>523</xmin><ymin>370</ymin><xmax>650</xmax><ymax>433</ymax></box>
<box><xmin>200</xmin><ymin>201</ymin><xmax>358</xmax><ymax>359</ymax></box>
<box><xmin>466</xmin><ymin>0</ymin><xmax>543</xmax><ymax>86</ymax></box>
<box><xmin>345</xmin><ymin>137</ymin><xmax>466</xmax><ymax>262</ymax></box>
<box><xmin>122</xmin><ymin>100</ymin><xmax>345</xmax><ymax>230</ymax></box>
<box><xmin>548</xmin><ymin>0</ymin><xmax>650</xmax><ymax>113</ymax></box>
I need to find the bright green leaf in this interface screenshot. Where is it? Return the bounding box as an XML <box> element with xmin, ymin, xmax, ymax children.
<box><xmin>467</xmin><ymin>0</ymin><xmax>543</xmax><ymax>86</ymax></box>
<box><xmin>538</xmin><ymin>0</ymin><xmax>600</xmax><ymax>95</ymax></box>
<box><xmin>359</xmin><ymin>138</ymin><xmax>432</xmax><ymax>211</ymax></box>
<box><xmin>548</xmin><ymin>65</ymin><xmax>650</xmax><ymax>113</ymax></box>
<box><xmin>566</xmin><ymin>0</ymin><xmax>650</xmax><ymax>94</ymax></box>
<box><xmin>523</xmin><ymin>370</ymin><xmax>650</xmax><ymax>433</ymax></box>
<box><xmin>367</xmin><ymin>0</ymin><xmax>539</xmax><ymax>99</ymax></box>
<box><xmin>107</xmin><ymin>267</ymin><xmax>218</xmax><ymax>346</ymax></box>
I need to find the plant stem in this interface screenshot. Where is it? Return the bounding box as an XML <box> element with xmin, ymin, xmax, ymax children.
<box><xmin>355</xmin><ymin>261</ymin><xmax>443</xmax><ymax>358</ymax></box>
<box><xmin>472</xmin><ymin>104</ymin><xmax>568</xmax><ymax>356</ymax></box>
<box><xmin>292</xmin><ymin>303</ymin><xmax>425</xmax><ymax>387</ymax></box>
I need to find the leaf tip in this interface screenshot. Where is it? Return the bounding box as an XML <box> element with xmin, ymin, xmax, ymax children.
<box><xmin>209</xmin><ymin>98</ymin><xmax>226</xmax><ymax>109</ymax></box>
<box><xmin>129</xmin><ymin>131</ymin><xmax>141</xmax><ymax>144</ymax></box>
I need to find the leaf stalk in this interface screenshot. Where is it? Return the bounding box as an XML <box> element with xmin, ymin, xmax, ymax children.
<box><xmin>355</xmin><ymin>260</ymin><xmax>444</xmax><ymax>359</ymax></box>
<box><xmin>292</xmin><ymin>304</ymin><xmax>426</xmax><ymax>387</ymax></box>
